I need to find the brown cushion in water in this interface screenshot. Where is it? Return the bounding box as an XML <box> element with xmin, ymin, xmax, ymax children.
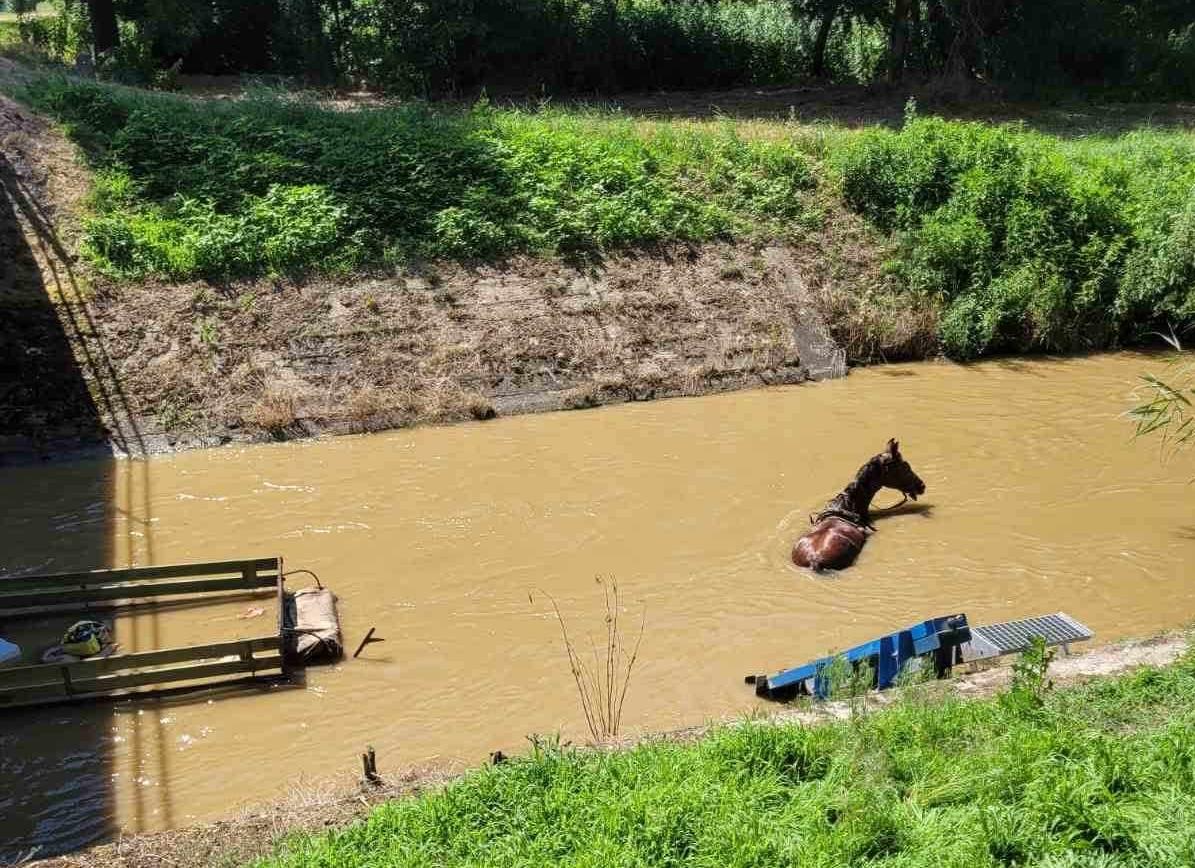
<box><xmin>283</xmin><ymin>587</ymin><xmax>343</xmax><ymax>665</ymax></box>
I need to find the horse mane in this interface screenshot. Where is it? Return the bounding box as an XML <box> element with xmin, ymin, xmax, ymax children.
<box><xmin>814</xmin><ymin>452</ymin><xmax>890</xmax><ymax>526</ymax></box>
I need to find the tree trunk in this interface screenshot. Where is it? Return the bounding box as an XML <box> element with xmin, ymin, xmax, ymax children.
<box><xmin>908</xmin><ymin>0</ymin><xmax>921</xmax><ymax>75</ymax></box>
<box><xmin>811</xmin><ymin>2</ymin><xmax>839</xmax><ymax>78</ymax></box>
<box><xmin>944</xmin><ymin>0</ymin><xmax>984</xmax><ymax>83</ymax></box>
<box><xmin>887</xmin><ymin>0</ymin><xmax>910</xmax><ymax>84</ymax></box>
<box><xmin>85</xmin><ymin>0</ymin><xmax>119</xmax><ymax>55</ymax></box>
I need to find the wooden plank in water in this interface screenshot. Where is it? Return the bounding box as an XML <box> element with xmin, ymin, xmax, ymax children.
<box><xmin>0</xmin><ymin>558</ymin><xmax>281</xmax><ymax>590</ymax></box>
<box><xmin>0</xmin><ymin>575</ymin><xmax>278</xmax><ymax>610</ymax></box>
<box><xmin>0</xmin><ymin>636</ymin><xmax>281</xmax><ymax>690</ymax></box>
<box><xmin>67</xmin><ymin>635</ymin><xmax>280</xmax><ymax>678</ymax></box>
<box><xmin>0</xmin><ymin>654</ymin><xmax>286</xmax><ymax>707</ymax></box>
<box><xmin>276</xmin><ymin>556</ymin><xmax>289</xmax><ymax>675</ymax></box>
<box><xmin>69</xmin><ymin>653</ymin><xmax>286</xmax><ymax>694</ymax></box>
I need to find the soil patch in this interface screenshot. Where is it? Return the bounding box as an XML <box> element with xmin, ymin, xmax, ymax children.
<box><xmin>0</xmin><ymin>91</ymin><xmax>108</xmax><ymax>455</ymax></box>
<box><xmin>64</xmin><ymin>233</ymin><xmax>883</xmax><ymax>459</ymax></box>
<box><xmin>171</xmin><ymin>74</ymin><xmax>1195</xmax><ymax>138</ymax></box>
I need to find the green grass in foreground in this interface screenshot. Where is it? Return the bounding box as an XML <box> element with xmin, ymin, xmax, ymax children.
<box><xmin>258</xmin><ymin>646</ymin><xmax>1195</xmax><ymax>868</ymax></box>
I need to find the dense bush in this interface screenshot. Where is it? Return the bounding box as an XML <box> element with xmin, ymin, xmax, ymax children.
<box><xmin>982</xmin><ymin>0</ymin><xmax>1195</xmax><ymax>98</ymax></box>
<box><xmin>23</xmin><ymin>77</ymin><xmax>817</xmax><ymax>278</ymax></box>
<box><xmin>20</xmin><ymin>77</ymin><xmax>1195</xmax><ymax>360</ymax></box>
<box><xmin>834</xmin><ymin>111</ymin><xmax>1195</xmax><ymax>358</ymax></box>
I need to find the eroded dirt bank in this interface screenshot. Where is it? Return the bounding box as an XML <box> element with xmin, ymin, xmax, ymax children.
<box><xmin>24</xmin><ymin>632</ymin><xmax>1189</xmax><ymax>868</ymax></box>
<box><xmin>1</xmin><ymin>88</ymin><xmax>940</xmax><ymax>462</ymax></box>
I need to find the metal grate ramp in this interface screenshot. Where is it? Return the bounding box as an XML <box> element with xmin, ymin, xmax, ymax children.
<box><xmin>963</xmin><ymin>612</ymin><xmax>1093</xmax><ymax>661</ymax></box>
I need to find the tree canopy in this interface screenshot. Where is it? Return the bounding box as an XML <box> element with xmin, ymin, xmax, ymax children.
<box><xmin>17</xmin><ymin>0</ymin><xmax>1194</xmax><ymax>98</ymax></box>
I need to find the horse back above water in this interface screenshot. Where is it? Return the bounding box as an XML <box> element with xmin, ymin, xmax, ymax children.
<box><xmin>792</xmin><ymin>439</ymin><xmax>926</xmax><ymax>573</ymax></box>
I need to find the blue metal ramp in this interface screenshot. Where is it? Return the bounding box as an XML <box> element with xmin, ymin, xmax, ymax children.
<box><xmin>747</xmin><ymin>611</ymin><xmax>1092</xmax><ymax>701</ymax></box>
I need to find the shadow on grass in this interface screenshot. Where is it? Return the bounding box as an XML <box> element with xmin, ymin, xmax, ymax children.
<box><xmin>534</xmin><ymin>83</ymin><xmax>1195</xmax><ymax>138</ymax></box>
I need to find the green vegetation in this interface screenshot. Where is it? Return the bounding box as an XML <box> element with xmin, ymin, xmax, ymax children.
<box><xmin>0</xmin><ymin>1</ymin><xmax>53</xmax><ymax>19</ymax></box>
<box><xmin>307</xmin><ymin>0</ymin><xmax>884</xmax><ymax>95</ymax></box>
<box><xmin>18</xmin><ymin>76</ymin><xmax>1195</xmax><ymax>360</ymax></box>
<box><xmin>257</xmin><ymin>644</ymin><xmax>1195</xmax><ymax>867</ymax></box>
<box><xmin>1129</xmin><ymin>333</ymin><xmax>1195</xmax><ymax>454</ymax></box>
<box><xmin>11</xmin><ymin>1</ymin><xmax>1195</xmax><ymax>99</ymax></box>
<box><xmin>835</xmin><ymin>109</ymin><xmax>1195</xmax><ymax>357</ymax></box>
<box><xmin>19</xmin><ymin>76</ymin><xmax>819</xmax><ymax>278</ymax></box>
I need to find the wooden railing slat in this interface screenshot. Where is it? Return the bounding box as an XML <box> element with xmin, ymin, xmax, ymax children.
<box><xmin>0</xmin><ymin>572</ymin><xmax>281</xmax><ymax>593</ymax></box>
<box><xmin>70</xmin><ymin>654</ymin><xmax>286</xmax><ymax>694</ymax></box>
<box><xmin>0</xmin><ymin>654</ymin><xmax>285</xmax><ymax>706</ymax></box>
<box><xmin>0</xmin><ymin>558</ymin><xmax>280</xmax><ymax>589</ymax></box>
<box><xmin>0</xmin><ymin>636</ymin><xmax>280</xmax><ymax>689</ymax></box>
<box><xmin>0</xmin><ymin>575</ymin><xmax>278</xmax><ymax>610</ymax></box>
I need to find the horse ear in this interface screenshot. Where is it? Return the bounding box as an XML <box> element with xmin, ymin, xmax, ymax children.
<box><xmin>887</xmin><ymin>438</ymin><xmax>900</xmax><ymax>456</ymax></box>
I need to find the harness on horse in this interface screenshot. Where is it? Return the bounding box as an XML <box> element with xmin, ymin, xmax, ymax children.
<box><xmin>810</xmin><ymin>505</ymin><xmax>868</xmax><ymax>528</ymax></box>
<box><xmin>810</xmin><ymin>492</ymin><xmax>909</xmax><ymax>529</ymax></box>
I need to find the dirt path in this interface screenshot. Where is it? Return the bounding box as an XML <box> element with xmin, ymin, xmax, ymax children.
<box><xmin>172</xmin><ymin>72</ymin><xmax>1195</xmax><ymax>138</ymax></box>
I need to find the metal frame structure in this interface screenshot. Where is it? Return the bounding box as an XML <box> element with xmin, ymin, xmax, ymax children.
<box><xmin>749</xmin><ymin>611</ymin><xmax>1093</xmax><ymax>701</ymax></box>
<box><xmin>0</xmin><ymin>557</ymin><xmax>288</xmax><ymax>709</ymax></box>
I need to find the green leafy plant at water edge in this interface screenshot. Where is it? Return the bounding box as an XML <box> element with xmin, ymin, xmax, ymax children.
<box><xmin>822</xmin><ymin>653</ymin><xmax>877</xmax><ymax>716</ymax></box>
<box><xmin>1128</xmin><ymin>331</ymin><xmax>1195</xmax><ymax>458</ymax></box>
<box><xmin>1000</xmin><ymin>636</ymin><xmax>1055</xmax><ymax>715</ymax></box>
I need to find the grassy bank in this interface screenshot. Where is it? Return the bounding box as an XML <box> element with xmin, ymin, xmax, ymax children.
<box><xmin>834</xmin><ymin>113</ymin><xmax>1195</xmax><ymax>358</ymax></box>
<box><xmin>254</xmin><ymin>645</ymin><xmax>1195</xmax><ymax>867</ymax></box>
<box><xmin>15</xmin><ymin>76</ymin><xmax>1195</xmax><ymax>362</ymax></box>
<box><xmin>17</xmin><ymin>76</ymin><xmax>821</xmax><ymax>279</ymax></box>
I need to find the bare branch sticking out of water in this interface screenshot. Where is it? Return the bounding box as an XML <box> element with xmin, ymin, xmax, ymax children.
<box><xmin>536</xmin><ymin>578</ymin><xmax>646</xmax><ymax>742</ymax></box>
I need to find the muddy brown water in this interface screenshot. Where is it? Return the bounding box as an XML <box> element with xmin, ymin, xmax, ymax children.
<box><xmin>2</xmin><ymin>352</ymin><xmax>1194</xmax><ymax>859</ymax></box>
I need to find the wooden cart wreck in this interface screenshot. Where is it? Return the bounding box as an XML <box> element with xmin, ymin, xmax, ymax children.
<box><xmin>0</xmin><ymin>557</ymin><xmax>342</xmax><ymax>709</ymax></box>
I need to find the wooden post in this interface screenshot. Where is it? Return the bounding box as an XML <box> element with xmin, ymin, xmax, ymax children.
<box><xmin>276</xmin><ymin>556</ymin><xmax>288</xmax><ymax>676</ymax></box>
<box><xmin>362</xmin><ymin>745</ymin><xmax>380</xmax><ymax>784</ymax></box>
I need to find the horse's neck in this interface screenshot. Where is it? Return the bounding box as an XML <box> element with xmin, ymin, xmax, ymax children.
<box><xmin>827</xmin><ymin>457</ymin><xmax>885</xmax><ymax>520</ymax></box>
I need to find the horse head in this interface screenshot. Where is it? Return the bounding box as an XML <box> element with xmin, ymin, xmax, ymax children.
<box><xmin>878</xmin><ymin>438</ymin><xmax>926</xmax><ymax>501</ymax></box>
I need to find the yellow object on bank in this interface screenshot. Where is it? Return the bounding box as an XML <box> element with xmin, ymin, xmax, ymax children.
<box><xmin>60</xmin><ymin>621</ymin><xmax>111</xmax><ymax>658</ymax></box>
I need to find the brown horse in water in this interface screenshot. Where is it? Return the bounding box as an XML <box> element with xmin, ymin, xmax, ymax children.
<box><xmin>792</xmin><ymin>439</ymin><xmax>926</xmax><ymax>572</ymax></box>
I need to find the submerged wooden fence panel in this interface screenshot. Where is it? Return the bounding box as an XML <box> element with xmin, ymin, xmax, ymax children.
<box><xmin>0</xmin><ymin>557</ymin><xmax>281</xmax><ymax>612</ymax></box>
<box><xmin>0</xmin><ymin>557</ymin><xmax>288</xmax><ymax>708</ymax></box>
